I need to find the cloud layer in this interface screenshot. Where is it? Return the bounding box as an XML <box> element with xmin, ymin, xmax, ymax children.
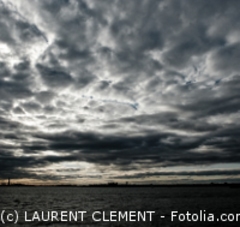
<box><xmin>0</xmin><ymin>0</ymin><xmax>240</xmax><ymax>184</ymax></box>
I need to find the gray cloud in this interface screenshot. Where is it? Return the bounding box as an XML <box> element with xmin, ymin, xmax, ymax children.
<box><xmin>0</xmin><ymin>0</ymin><xmax>240</xmax><ymax>183</ymax></box>
<box><xmin>114</xmin><ymin>169</ymin><xmax>240</xmax><ymax>179</ymax></box>
<box><xmin>36</xmin><ymin>64</ymin><xmax>74</xmax><ymax>88</ymax></box>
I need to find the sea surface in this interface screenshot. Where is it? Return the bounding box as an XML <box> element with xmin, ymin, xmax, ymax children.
<box><xmin>0</xmin><ymin>186</ymin><xmax>240</xmax><ymax>227</ymax></box>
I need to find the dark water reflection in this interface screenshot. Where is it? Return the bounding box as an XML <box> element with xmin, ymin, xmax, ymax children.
<box><xmin>0</xmin><ymin>186</ymin><xmax>240</xmax><ymax>226</ymax></box>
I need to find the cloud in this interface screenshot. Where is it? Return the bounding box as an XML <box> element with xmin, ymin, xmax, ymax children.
<box><xmin>36</xmin><ymin>64</ymin><xmax>74</xmax><ymax>88</ymax></box>
<box><xmin>208</xmin><ymin>44</ymin><xmax>240</xmax><ymax>75</ymax></box>
<box><xmin>114</xmin><ymin>169</ymin><xmax>240</xmax><ymax>179</ymax></box>
<box><xmin>0</xmin><ymin>0</ymin><xmax>240</xmax><ymax>183</ymax></box>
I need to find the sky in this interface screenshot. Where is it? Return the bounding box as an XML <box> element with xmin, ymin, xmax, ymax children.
<box><xmin>0</xmin><ymin>0</ymin><xmax>240</xmax><ymax>185</ymax></box>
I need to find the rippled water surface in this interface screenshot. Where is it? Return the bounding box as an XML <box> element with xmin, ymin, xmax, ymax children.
<box><xmin>1</xmin><ymin>186</ymin><xmax>240</xmax><ymax>226</ymax></box>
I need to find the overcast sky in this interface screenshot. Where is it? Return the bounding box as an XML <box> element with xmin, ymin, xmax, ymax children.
<box><xmin>0</xmin><ymin>0</ymin><xmax>240</xmax><ymax>185</ymax></box>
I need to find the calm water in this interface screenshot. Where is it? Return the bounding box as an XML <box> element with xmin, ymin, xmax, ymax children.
<box><xmin>0</xmin><ymin>186</ymin><xmax>240</xmax><ymax>226</ymax></box>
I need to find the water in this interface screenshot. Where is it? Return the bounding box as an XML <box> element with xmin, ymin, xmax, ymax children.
<box><xmin>0</xmin><ymin>186</ymin><xmax>240</xmax><ymax>226</ymax></box>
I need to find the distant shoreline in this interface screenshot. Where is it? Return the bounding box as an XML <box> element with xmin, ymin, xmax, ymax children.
<box><xmin>1</xmin><ymin>183</ymin><xmax>240</xmax><ymax>188</ymax></box>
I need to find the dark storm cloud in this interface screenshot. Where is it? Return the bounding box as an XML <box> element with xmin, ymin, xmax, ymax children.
<box><xmin>12</xmin><ymin>106</ymin><xmax>25</xmax><ymax>115</ymax></box>
<box><xmin>25</xmin><ymin>128</ymin><xmax>240</xmax><ymax>169</ymax></box>
<box><xmin>114</xmin><ymin>169</ymin><xmax>240</xmax><ymax>180</ymax></box>
<box><xmin>0</xmin><ymin>61</ymin><xmax>10</xmax><ymax>77</ymax></box>
<box><xmin>0</xmin><ymin>151</ymin><xmax>37</xmax><ymax>172</ymax></box>
<box><xmin>0</xmin><ymin>79</ymin><xmax>33</xmax><ymax>100</ymax></box>
<box><xmin>35</xmin><ymin>91</ymin><xmax>55</xmax><ymax>104</ymax></box>
<box><xmin>118</xmin><ymin>112</ymin><xmax>219</xmax><ymax>133</ymax></box>
<box><xmin>210</xmin><ymin>44</ymin><xmax>240</xmax><ymax>72</ymax></box>
<box><xmin>160</xmin><ymin>0</ymin><xmax>240</xmax><ymax>68</ymax></box>
<box><xmin>21</xmin><ymin>101</ymin><xmax>41</xmax><ymax>113</ymax></box>
<box><xmin>0</xmin><ymin>150</ymin><xmax>42</xmax><ymax>180</ymax></box>
<box><xmin>0</xmin><ymin>61</ymin><xmax>33</xmax><ymax>101</ymax></box>
<box><xmin>74</xmin><ymin>70</ymin><xmax>96</xmax><ymax>89</ymax></box>
<box><xmin>1</xmin><ymin>0</ymin><xmax>240</xmax><ymax>183</ymax></box>
<box><xmin>108</xmin><ymin>0</ymin><xmax>164</xmax><ymax>52</ymax></box>
<box><xmin>36</xmin><ymin>64</ymin><xmax>74</xmax><ymax>88</ymax></box>
<box><xmin>0</xmin><ymin>155</ymin><xmax>60</xmax><ymax>180</ymax></box>
<box><xmin>56</xmin><ymin>39</ymin><xmax>92</xmax><ymax>61</ymax></box>
<box><xmin>14</xmin><ymin>60</ymin><xmax>30</xmax><ymax>71</ymax></box>
<box><xmin>174</xmin><ymin>75</ymin><xmax>240</xmax><ymax>119</ymax></box>
<box><xmin>0</xmin><ymin>0</ymin><xmax>47</xmax><ymax>45</ymax></box>
<box><xmin>1</xmin><ymin>121</ymin><xmax>235</xmax><ymax>179</ymax></box>
<box><xmin>0</xmin><ymin>146</ymin><xmax>79</xmax><ymax>180</ymax></box>
<box><xmin>0</xmin><ymin>0</ymin><xmax>47</xmax><ymax>130</ymax></box>
<box><xmin>0</xmin><ymin>116</ymin><xmax>22</xmax><ymax>130</ymax></box>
